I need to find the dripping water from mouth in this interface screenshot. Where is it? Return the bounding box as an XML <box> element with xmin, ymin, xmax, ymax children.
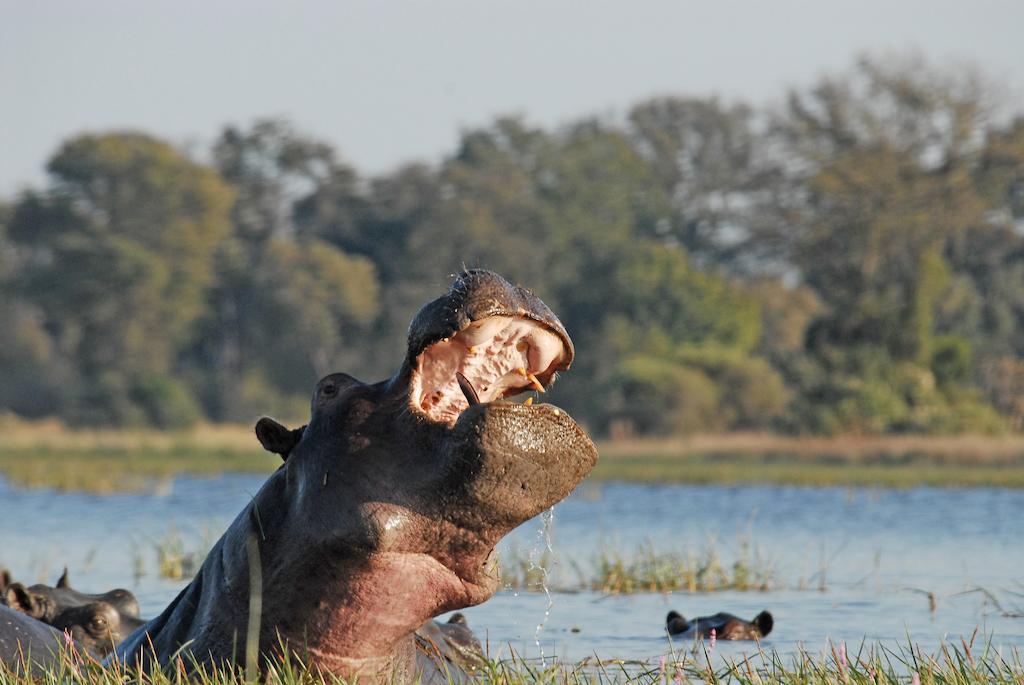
<box><xmin>529</xmin><ymin>505</ymin><xmax>556</xmax><ymax>666</ymax></box>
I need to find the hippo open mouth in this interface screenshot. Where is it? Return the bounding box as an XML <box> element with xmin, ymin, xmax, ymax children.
<box><xmin>411</xmin><ymin>315</ymin><xmax>569</xmax><ymax>423</ymax></box>
<box><xmin>407</xmin><ymin>269</ymin><xmax>575</xmax><ymax>425</ymax></box>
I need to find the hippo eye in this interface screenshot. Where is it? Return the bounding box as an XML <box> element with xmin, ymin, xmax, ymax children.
<box><xmin>321</xmin><ymin>382</ymin><xmax>337</xmax><ymax>397</ymax></box>
<box><xmin>89</xmin><ymin>616</ymin><xmax>108</xmax><ymax>632</ymax></box>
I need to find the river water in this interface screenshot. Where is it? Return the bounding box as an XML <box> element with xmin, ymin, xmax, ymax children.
<box><xmin>1</xmin><ymin>475</ymin><xmax>1021</xmax><ymax>665</ymax></box>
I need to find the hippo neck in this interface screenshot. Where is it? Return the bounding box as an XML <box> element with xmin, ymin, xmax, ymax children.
<box><xmin>118</xmin><ymin>464</ymin><xmax>487</xmax><ymax>679</ymax></box>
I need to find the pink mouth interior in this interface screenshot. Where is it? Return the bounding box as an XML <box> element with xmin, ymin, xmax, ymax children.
<box><xmin>412</xmin><ymin>315</ymin><xmax>568</xmax><ymax>424</ymax></box>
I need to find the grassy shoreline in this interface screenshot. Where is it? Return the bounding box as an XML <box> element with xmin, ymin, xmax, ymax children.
<box><xmin>595</xmin><ymin>434</ymin><xmax>1024</xmax><ymax>488</ymax></box>
<box><xmin>3</xmin><ymin>417</ymin><xmax>1024</xmax><ymax>491</ymax></box>
<box><xmin>1</xmin><ymin>639</ymin><xmax>1021</xmax><ymax>684</ymax></box>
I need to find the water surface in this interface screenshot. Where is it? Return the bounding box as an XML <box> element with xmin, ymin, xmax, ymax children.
<box><xmin>1</xmin><ymin>476</ymin><xmax>1021</xmax><ymax>664</ymax></box>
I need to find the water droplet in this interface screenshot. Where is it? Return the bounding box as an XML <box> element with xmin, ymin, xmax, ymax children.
<box><xmin>528</xmin><ymin>505</ymin><xmax>556</xmax><ymax>666</ymax></box>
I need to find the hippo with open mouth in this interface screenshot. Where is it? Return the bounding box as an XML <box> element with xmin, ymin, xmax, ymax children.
<box><xmin>113</xmin><ymin>270</ymin><xmax>598</xmax><ymax>680</ymax></box>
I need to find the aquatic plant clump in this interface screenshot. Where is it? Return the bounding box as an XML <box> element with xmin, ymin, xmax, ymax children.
<box><xmin>498</xmin><ymin>539</ymin><xmax>777</xmax><ymax>594</ymax></box>
<box><xmin>591</xmin><ymin>540</ymin><xmax>776</xmax><ymax>594</ymax></box>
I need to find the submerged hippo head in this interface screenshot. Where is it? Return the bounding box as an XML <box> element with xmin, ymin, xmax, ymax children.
<box><xmin>117</xmin><ymin>270</ymin><xmax>597</xmax><ymax>679</ymax></box>
<box><xmin>3</xmin><ymin>569</ymin><xmax>140</xmax><ymax>623</ymax></box>
<box><xmin>665</xmin><ymin>610</ymin><xmax>773</xmax><ymax>640</ymax></box>
<box><xmin>4</xmin><ymin>571</ymin><xmax>145</xmax><ymax>656</ymax></box>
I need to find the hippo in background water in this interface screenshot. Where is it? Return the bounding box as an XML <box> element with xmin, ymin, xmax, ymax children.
<box><xmin>3</xmin><ymin>568</ymin><xmax>140</xmax><ymax>621</ymax></box>
<box><xmin>113</xmin><ymin>270</ymin><xmax>598</xmax><ymax>681</ymax></box>
<box><xmin>414</xmin><ymin>613</ymin><xmax>485</xmax><ymax>674</ymax></box>
<box><xmin>3</xmin><ymin>570</ymin><xmax>145</xmax><ymax>658</ymax></box>
<box><xmin>665</xmin><ymin>610</ymin><xmax>773</xmax><ymax>640</ymax></box>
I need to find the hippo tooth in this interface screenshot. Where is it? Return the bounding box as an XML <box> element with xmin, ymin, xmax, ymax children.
<box><xmin>526</xmin><ymin>372</ymin><xmax>545</xmax><ymax>393</ymax></box>
<box><xmin>523</xmin><ymin>397</ymin><xmax>534</xmax><ymax>406</ymax></box>
<box><xmin>456</xmin><ymin>372</ymin><xmax>481</xmax><ymax>406</ymax></box>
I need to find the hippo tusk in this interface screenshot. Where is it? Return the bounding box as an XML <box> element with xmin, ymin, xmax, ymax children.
<box><xmin>456</xmin><ymin>372</ymin><xmax>481</xmax><ymax>406</ymax></box>
<box><xmin>527</xmin><ymin>372</ymin><xmax>545</xmax><ymax>393</ymax></box>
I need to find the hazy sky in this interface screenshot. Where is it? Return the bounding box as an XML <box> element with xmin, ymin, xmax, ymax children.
<box><xmin>2</xmin><ymin>0</ymin><xmax>1022</xmax><ymax>194</ymax></box>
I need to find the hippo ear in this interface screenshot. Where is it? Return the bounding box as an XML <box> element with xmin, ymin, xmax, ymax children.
<box><xmin>255</xmin><ymin>418</ymin><xmax>305</xmax><ymax>461</ymax></box>
<box><xmin>57</xmin><ymin>567</ymin><xmax>70</xmax><ymax>589</ymax></box>
<box><xmin>4</xmin><ymin>583</ymin><xmax>42</xmax><ymax>618</ymax></box>
<box><xmin>0</xmin><ymin>568</ymin><xmax>9</xmax><ymax>591</ymax></box>
<box><xmin>753</xmin><ymin>611</ymin><xmax>773</xmax><ymax>637</ymax></box>
<box><xmin>665</xmin><ymin>610</ymin><xmax>689</xmax><ymax>634</ymax></box>
<box><xmin>447</xmin><ymin>612</ymin><xmax>467</xmax><ymax>626</ymax></box>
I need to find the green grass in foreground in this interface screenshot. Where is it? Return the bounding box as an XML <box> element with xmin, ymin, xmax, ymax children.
<box><xmin>2</xmin><ymin>639</ymin><xmax>1021</xmax><ymax>684</ymax></box>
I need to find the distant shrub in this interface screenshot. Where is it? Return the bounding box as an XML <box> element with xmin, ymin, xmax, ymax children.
<box><xmin>234</xmin><ymin>371</ymin><xmax>308</xmax><ymax>425</ymax></box>
<box><xmin>676</xmin><ymin>349</ymin><xmax>789</xmax><ymax>429</ymax></box>
<box><xmin>931</xmin><ymin>335</ymin><xmax>973</xmax><ymax>387</ymax></box>
<box><xmin>602</xmin><ymin>356</ymin><xmax>720</xmax><ymax>436</ymax></box>
<box><xmin>832</xmin><ymin>378</ymin><xmax>910</xmax><ymax>434</ymax></box>
<box><xmin>132</xmin><ymin>375</ymin><xmax>202</xmax><ymax>429</ymax></box>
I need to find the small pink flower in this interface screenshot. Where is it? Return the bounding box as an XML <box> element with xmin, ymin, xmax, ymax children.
<box><xmin>63</xmin><ymin>630</ymin><xmax>74</xmax><ymax>648</ymax></box>
<box><xmin>839</xmin><ymin>642</ymin><xmax>847</xmax><ymax>669</ymax></box>
<box><xmin>674</xmin><ymin>666</ymin><xmax>684</xmax><ymax>684</ymax></box>
<box><xmin>911</xmin><ymin>673</ymin><xmax>920</xmax><ymax>685</ymax></box>
<box><xmin>659</xmin><ymin>655</ymin><xmax>667</xmax><ymax>676</ymax></box>
<box><xmin>709</xmin><ymin>628</ymin><xmax>716</xmax><ymax>650</ymax></box>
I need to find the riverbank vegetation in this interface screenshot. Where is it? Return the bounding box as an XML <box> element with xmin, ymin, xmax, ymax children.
<box><xmin>4</xmin><ymin>418</ymin><xmax>1024</xmax><ymax>492</ymax></box>
<box><xmin>3</xmin><ymin>54</ymin><xmax>1024</xmax><ymax>440</ymax></box>
<box><xmin>594</xmin><ymin>435</ymin><xmax>1024</xmax><ymax>488</ymax></box>
<box><xmin>0</xmin><ymin>638</ymin><xmax>1020</xmax><ymax>684</ymax></box>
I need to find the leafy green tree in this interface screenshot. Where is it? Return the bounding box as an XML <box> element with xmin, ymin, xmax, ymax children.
<box><xmin>747</xmin><ymin>55</ymin><xmax>1018</xmax><ymax>433</ymax></box>
<box><xmin>8</xmin><ymin>133</ymin><xmax>233</xmax><ymax>425</ymax></box>
<box><xmin>254</xmin><ymin>239</ymin><xmax>379</xmax><ymax>390</ymax></box>
<box><xmin>602</xmin><ymin>357</ymin><xmax>721</xmax><ymax>436</ymax></box>
<box><xmin>628</xmin><ymin>97</ymin><xmax>765</xmax><ymax>268</ymax></box>
<box><xmin>190</xmin><ymin>120</ymin><xmax>381</xmax><ymax>418</ymax></box>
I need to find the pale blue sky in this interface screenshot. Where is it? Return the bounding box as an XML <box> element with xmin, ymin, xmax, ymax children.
<box><xmin>2</xmin><ymin>0</ymin><xmax>1022</xmax><ymax>194</ymax></box>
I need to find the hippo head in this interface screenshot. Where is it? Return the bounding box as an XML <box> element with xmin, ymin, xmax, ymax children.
<box><xmin>250</xmin><ymin>270</ymin><xmax>598</xmax><ymax>671</ymax></box>
<box><xmin>4</xmin><ymin>572</ymin><xmax>144</xmax><ymax>656</ymax></box>
<box><xmin>49</xmin><ymin>600</ymin><xmax>146</xmax><ymax>657</ymax></box>
<box><xmin>3</xmin><ymin>569</ymin><xmax>140</xmax><ymax>624</ymax></box>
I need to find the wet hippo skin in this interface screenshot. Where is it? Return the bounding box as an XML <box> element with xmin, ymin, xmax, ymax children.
<box><xmin>0</xmin><ymin>605</ymin><xmax>66</xmax><ymax>676</ymax></box>
<box><xmin>113</xmin><ymin>270</ymin><xmax>598</xmax><ymax>681</ymax></box>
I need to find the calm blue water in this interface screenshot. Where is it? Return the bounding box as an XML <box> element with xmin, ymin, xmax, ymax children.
<box><xmin>1</xmin><ymin>476</ymin><xmax>1022</xmax><ymax>664</ymax></box>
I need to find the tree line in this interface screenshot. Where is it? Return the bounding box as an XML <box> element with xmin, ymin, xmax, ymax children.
<box><xmin>2</xmin><ymin>55</ymin><xmax>1023</xmax><ymax>436</ymax></box>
